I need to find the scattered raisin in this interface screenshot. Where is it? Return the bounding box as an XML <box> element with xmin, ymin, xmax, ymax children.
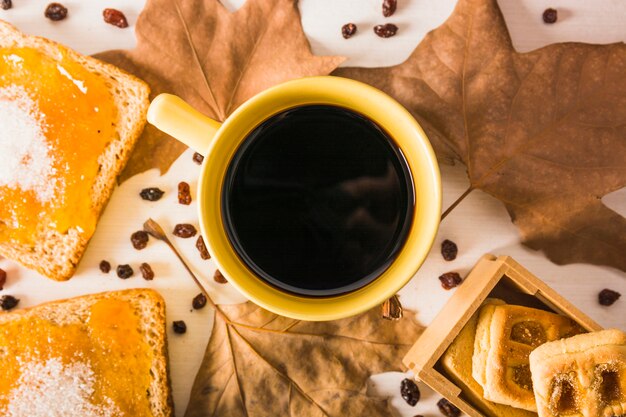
<box><xmin>173</xmin><ymin>320</ymin><xmax>187</xmax><ymax>334</ymax></box>
<box><xmin>439</xmin><ymin>272</ymin><xmax>462</xmax><ymax>290</ymax></box>
<box><xmin>214</xmin><ymin>269</ymin><xmax>228</xmax><ymax>284</ymax></box>
<box><xmin>542</xmin><ymin>8</ymin><xmax>557</xmax><ymax>24</ymax></box>
<box><xmin>341</xmin><ymin>23</ymin><xmax>357</xmax><ymax>39</ymax></box>
<box><xmin>103</xmin><ymin>8</ymin><xmax>128</xmax><ymax>28</ymax></box>
<box><xmin>140</xmin><ymin>187</ymin><xmax>164</xmax><ymax>201</ymax></box>
<box><xmin>99</xmin><ymin>260</ymin><xmax>111</xmax><ymax>273</ymax></box>
<box><xmin>173</xmin><ymin>223</ymin><xmax>197</xmax><ymax>238</ymax></box>
<box><xmin>0</xmin><ymin>268</ymin><xmax>6</xmax><ymax>290</ymax></box>
<box><xmin>131</xmin><ymin>230</ymin><xmax>149</xmax><ymax>250</ymax></box>
<box><xmin>139</xmin><ymin>263</ymin><xmax>154</xmax><ymax>280</ymax></box>
<box><xmin>1</xmin><ymin>0</ymin><xmax>12</xmax><ymax>11</ymax></box>
<box><xmin>44</xmin><ymin>3</ymin><xmax>68</xmax><ymax>21</ymax></box>
<box><xmin>116</xmin><ymin>264</ymin><xmax>134</xmax><ymax>279</ymax></box>
<box><xmin>0</xmin><ymin>295</ymin><xmax>19</xmax><ymax>311</ymax></box>
<box><xmin>373</xmin><ymin>23</ymin><xmax>398</xmax><ymax>38</ymax></box>
<box><xmin>178</xmin><ymin>181</ymin><xmax>192</xmax><ymax>205</ymax></box>
<box><xmin>195</xmin><ymin>235</ymin><xmax>210</xmax><ymax>260</ymax></box>
<box><xmin>192</xmin><ymin>293</ymin><xmax>207</xmax><ymax>310</ymax></box>
<box><xmin>598</xmin><ymin>289</ymin><xmax>621</xmax><ymax>306</ymax></box>
<box><xmin>192</xmin><ymin>152</ymin><xmax>204</xmax><ymax>165</ymax></box>
<box><xmin>437</xmin><ymin>398</ymin><xmax>461</xmax><ymax>417</ymax></box>
<box><xmin>383</xmin><ymin>0</ymin><xmax>397</xmax><ymax>17</ymax></box>
<box><xmin>400</xmin><ymin>378</ymin><xmax>420</xmax><ymax>406</ymax></box>
<box><xmin>441</xmin><ymin>239</ymin><xmax>458</xmax><ymax>261</ymax></box>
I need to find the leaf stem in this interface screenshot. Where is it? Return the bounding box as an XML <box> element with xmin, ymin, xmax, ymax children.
<box><xmin>441</xmin><ymin>186</ymin><xmax>474</xmax><ymax>220</ymax></box>
<box><xmin>172</xmin><ymin>0</ymin><xmax>224</xmax><ymax>120</ymax></box>
<box><xmin>143</xmin><ymin>218</ymin><xmax>298</xmax><ymax>335</ymax></box>
<box><xmin>143</xmin><ymin>218</ymin><xmax>230</xmax><ymax>324</ymax></box>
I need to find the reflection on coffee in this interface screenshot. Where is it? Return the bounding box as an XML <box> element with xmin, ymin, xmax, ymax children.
<box><xmin>222</xmin><ymin>105</ymin><xmax>414</xmax><ymax>296</ymax></box>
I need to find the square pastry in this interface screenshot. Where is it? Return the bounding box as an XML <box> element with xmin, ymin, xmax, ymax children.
<box><xmin>472</xmin><ymin>304</ymin><xmax>584</xmax><ymax>411</ymax></box>
<box><xmin>442</xmin><ymin>299</ymin><xmax>537</xmax><ymax>417</ymax></box>
<box><xmin>529</xmin><ymin>329</ymin><xmax>626</xmax><ymax>417</ymax></box>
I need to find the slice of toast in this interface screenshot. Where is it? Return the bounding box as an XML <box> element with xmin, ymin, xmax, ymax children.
<box><xmin>442</xmin><ymin>298</ymin><xmax>537</xmax><ymax>417</ymax></box>
<box><xmin>0</xmin><ymin>20</ymin><xmax>149</xmax><ymax>280</ymax></box>
<box><xmin>0</xmin><ymin>289</ymin><xmax>173</xmax><ymax>417</ymax></box>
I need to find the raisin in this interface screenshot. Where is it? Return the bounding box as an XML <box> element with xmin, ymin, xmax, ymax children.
<box><xmin>195</xmin><ymin>235</ymin><xmax>210</xmax><ymax>260</ymax></box>
<box><xmin>99</xmin><ymin>260</ymin><xmax>111</xmax><ymax>273</ymax></box>
<box><xmin>441</xmin><ymin>239</ymin><xmax>458</xmax><ymax>261</ymax></box>
<box><xmin>0</xmin><ymin>295</ymin><xmax>19</xmax><ymax>311</ymax></box>
<box><xmin>173</xmin><ymin>223</ymin><xmax>197</xmax><ymax>238</ymax></box>
<box><xmin>598</xmin><ymin>289</ymin><xmax>621</xmax><ymax>306</ymax></box>
<box><xmin>382</xmin><ymin>0</ymin><xmax>397</xmax><ymax>17</ymax></box>
<box><xmin>542</xmin><ymin>8</ymin><xmax>557</xmax><ymax>24</ymax></box>
<box><xmin>400</xmin><ymin>378</ymin><xmax>420</xmax><ymax>406</ymax></box>
<box><xmin>373</xmin><ymin>23</ymin><xmax>398</xmax><ymax>38</ymax></box>
<box><xmin>139</xmin><ymin>263</ymin><xmax>154</xmax><ymax>280</ymax></box>
<box><xmin>193</xmin><ymin>152</ymin><xmax>204</xmax><ymax>165</ymax></box>
<box><xmin>173</xmin><ymin>320</ymin><xmax>187</xmax><ymax>334</ymax></box>
<box><xmin>437</xmin><ymin>398</ymin><xmax>461</xmax><ymax>417</ymax></box>
<box><xmin>439</xmin><ymin>272</ymin><xmax>462</xmax><ymax>290</ymax></box>
<box><xmin>192</xmin><ymin>293</ymin><xmax>207</xmax><ymax>310</ymax></box>
<box><xmin>0</xmin><ymin>268</ymin><xmax>6</xmax><ymax>290</ymax></box>
<box><xmin>178</xmin><ymin>181</ymin><xmax>192</xmax><ymax>205</ymax></box>
<box><xmin>102</xmin><ymin>8</ymin><xmax>128</xmax><ymax>28</ymax></box>
<box><xmin>116</xmin><ymin>264</ymin><xmax>134</xmax><ymax>279</ymax></box>
<box><xmin>214</xmin><ymin>269</ymin><xmax>228</xmax><ymax>284</ymax></box>
<box><xmin>44</xmin><ymin>3</ymin><xmax>68</xmax><ymax>21</ymax></box>
<box><xmin>140</xmin><ymin>187</ymin><xmax>164</xmax><ymax>201</ymax></box>
<box><xmin>341</xmin><ymin>23</ymin><xmax>357</xmax><ymax>39</ymax></box>
<box><xmin>131</xmin><ymin>230</ymin><xmax>149</xmax><ymax>250</ymax></box>
<box><xmin>1</xmin><ymin>0</ymin><xmax>12</xmax><ymax>10</ymax></box>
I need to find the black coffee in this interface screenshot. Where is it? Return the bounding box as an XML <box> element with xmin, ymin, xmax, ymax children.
<box><xmin>222</xmin><ymin>105</ymin><xmax>414</xmax><ymax>296</ymax></box>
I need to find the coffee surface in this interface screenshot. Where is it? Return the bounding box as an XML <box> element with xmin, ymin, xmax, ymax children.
<box><xmin>222</xmin><ymin>105</ymin><xmax>413</xmax><ymax>296</ymax></box>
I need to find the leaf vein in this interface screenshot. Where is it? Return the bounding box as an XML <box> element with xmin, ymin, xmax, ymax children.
<box><xmin>172</xmin><ymin>0</ymin><xmax>223</xmax><ymax>119</ymax></box>
<box><xmin>223</xmin><ymin>2</ymin><xmax>281</xmax><ymax>116</ymax></box>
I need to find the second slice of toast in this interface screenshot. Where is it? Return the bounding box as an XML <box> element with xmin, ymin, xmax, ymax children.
<box><xmin>0</xmin><ymin>20</ymin><xmax>150</xmax><ymax>280</ymax></box>
<box><xmin>0</xmin><ymin>288</ymin><xmax>173</xmax><ymax>416</ymax></box>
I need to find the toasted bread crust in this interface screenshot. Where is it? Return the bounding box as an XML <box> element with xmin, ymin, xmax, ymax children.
<box><xmin>0</xmin><ymin>20</ymin><xmax>150</xmax><ymax>280</ymax></box>
<box><xmin>0</xmin><ymin>289</ymin><xmax>173</xmax><ymax>417</ymax></box>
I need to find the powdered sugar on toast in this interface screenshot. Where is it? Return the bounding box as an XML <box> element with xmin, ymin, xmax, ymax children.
<box><xmin>0</xmin><ymin>85</ymin><xmax>59</xmax><ymax>203</ymax></box>
<box><xmin>6</xmin><ymin>357</ymin><xmax>120</xmax><ymax>417</ymax></box>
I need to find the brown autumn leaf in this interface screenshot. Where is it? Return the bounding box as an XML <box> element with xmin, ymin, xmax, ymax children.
<box><xmin>185</xmin><ymin>301</ymin><xmax>423</xmax><ymax>417</ymax></box>
<box><xmin>336</xmin><ymin>0</ymin><xmax>626</xmax><ymax>272</ymax></box>
<box><xmin>95</xmin><ymin>0</ymin><xmax>344</xmax><ymax>183</ymax></box>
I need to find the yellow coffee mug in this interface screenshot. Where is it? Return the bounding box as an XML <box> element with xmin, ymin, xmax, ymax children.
<box><xmin>147</xmin><ymin>76</ymin><xmax>440</xmax><ymax>321</ymax></box>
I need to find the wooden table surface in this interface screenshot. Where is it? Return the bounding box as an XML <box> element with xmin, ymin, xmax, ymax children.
<box><xmin>2</xmin><ymin>0</ymin><xmax>625</xmax><ymax>415</ymax></box>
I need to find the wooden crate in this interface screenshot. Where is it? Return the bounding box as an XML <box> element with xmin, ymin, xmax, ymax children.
<box><xmin>403</xmin><ymin>254</ymin><xmax>603</xmax><ymax>417</ymax></box>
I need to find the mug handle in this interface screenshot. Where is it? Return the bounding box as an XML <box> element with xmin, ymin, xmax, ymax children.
<box><xmin>147</xmin><ymin>94</ymin><xmax>222</xmax><ymax>156</ymax></box>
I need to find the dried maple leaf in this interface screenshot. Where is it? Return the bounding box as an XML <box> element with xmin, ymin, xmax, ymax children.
<box><xmin>95</xmin><ymin>0</ymin><xmax>344</xmax><ymax>183</ymax></box>
<box><xmin>185</xmin><ymin>301</ymin><xmax>422</xmax><ymax>417</ymax></box>
<box><xmin>336</xmin><ymin>0</ymin><xmax>626</xmax><ymax>272</ymax></box>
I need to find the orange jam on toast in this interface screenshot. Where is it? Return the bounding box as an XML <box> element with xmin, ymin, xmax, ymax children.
<box><xmin>0</xmin><ymin>299</ymin><xmax>153</xmax><ymax>415</ymax></box>
<box><xmin>0</xmin><ymin>47</ymin><xmax>117</xmax><ymax>243</ymax></box>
